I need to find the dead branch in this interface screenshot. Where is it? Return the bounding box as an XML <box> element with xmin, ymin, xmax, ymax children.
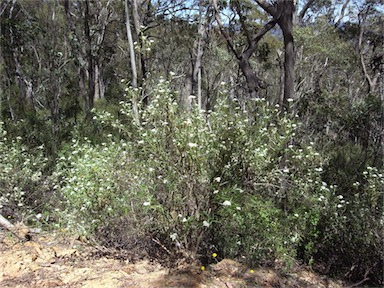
<box><xmin>0</xmin><ymin>214</ymin><xmax>31</xmax><ymax>241</ymax></box>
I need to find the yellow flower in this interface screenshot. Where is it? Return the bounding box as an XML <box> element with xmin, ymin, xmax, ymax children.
<box><xmin>201</xmin><ymin>266</ymin><xmax>205</xmax><ymax>271</ymax></box>
<box><xmin>212</xmin><ymin>253</ymin><xmax>217</xmax><ymax>258</ymax></box>
<box><xmin>250</xmin><ymin>269</ymin><xmax>255</xmax><ymax>273</ymax></box>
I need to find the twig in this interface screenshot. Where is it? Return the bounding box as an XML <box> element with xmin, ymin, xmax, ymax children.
<box><xmin>152</xmin><ymin>237</ymin><xmax>171</xmax><ymax>255</ymax></box>
<box><xmin>346</xmin><ymin>265</ymin><xmax>375</xmax><ymax>288</ymax></box>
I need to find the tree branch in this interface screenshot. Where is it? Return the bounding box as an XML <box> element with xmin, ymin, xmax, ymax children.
<box><xmin>254</xmin><ymin>0</ymin><xmax>277</xmax><ymax>18</ymax></box>
<box><xmin>243</xmin><ymin>19</ymin><xmax>276</xmax><ymax>60</ymax></box>
<box><xmin>233</xmin><ymin>0</ymin><xmax>251</xmax><ymax>45</ymax></box>
<box><xmin>212</xmin><ymin>0</ymin><xmax>239</xmax><ymax>59</ymax></box>
<box><xmin>298</xmin><ymin>0</ymin><xmax>317</xmax><ymax>22</ymax></box>
<box><xmin>334</xmin><ymin>0</ymin><xmax>350</xmax><ymax>27</ymax></box>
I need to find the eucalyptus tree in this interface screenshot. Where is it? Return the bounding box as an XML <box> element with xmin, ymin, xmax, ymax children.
<box><xmin>0</xmin><ymin>0</ymin><xmax>37</xmax><ymax>119</ymax></box>
<box><xmin>63</xmin><ymin>0</ymin><xmax>117</xmax><ymax>119</ymax></box>
<box><xmin>211</xmin><ymin>0</ymin><xmax>316</xmax><ymax>109</ymax></box>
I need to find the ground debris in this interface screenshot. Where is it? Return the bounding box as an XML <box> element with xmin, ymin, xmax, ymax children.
<box><xmin>0</xmin><ymin>233</ymin><xmax>349</xmax><ymax>288</ymax></box>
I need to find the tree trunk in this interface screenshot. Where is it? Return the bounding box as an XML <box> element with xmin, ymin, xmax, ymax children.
<box><xmin>181</xmin><ymin>60</ymin><xmax>193</xmax><ymax>112</ymax></box>
<box><xmin>238</xmin><ymin>56</ymin><xmax>260</xmax><ymax>98</ymax></box>
<box><xmin>192</xmin><ymin>0</ymin><xmax>208</xmax><ymax>110</ymax></box>
<box><xmin>125</xmin><ymin>0</ymin><xmax>137</xmax><ymax>88</ymax></box>
<box><xmin>84</xmin><ymin>0</ymin><xmax>94</xmax><ymax>119</ymax></box>
<box><xmin>131</xmin><ymin>0</ymin><xmax>146</xmax><ymax>83</ymax></box>
<box><xmin>125</xmin><ymin>0</ymin><xmax>140</xmax><ymax>124</ymax></box>
<box><xmin>213</xmin><ymin>0</ymin><xmax>276</xmax><ymax>99</ymax></box>
<box><xmin>278</xmin><ymin>0</ymin><xmax>295</xmax><ymax>111</ymax></box>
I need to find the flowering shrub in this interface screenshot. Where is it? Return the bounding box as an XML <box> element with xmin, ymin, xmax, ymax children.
<box><xmin>0</xmin><ymin>123</ymin><xmax>48</xmax><ymax>222</ymax></box>
<box><xmin>55</xmin><ymin>80</ymin><xmax>383</xmax><ymax>281</ymax></box>
<box><xmin>313</xmin><ymin>165</ymin><xmax>384</xmax><ymax>283</ymax></box>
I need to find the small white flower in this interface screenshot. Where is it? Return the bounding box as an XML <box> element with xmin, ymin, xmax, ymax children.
<box><xmin>170</xmin><ymin>233</ymin><xmax>177</xmax><ymax>241</ymax></box>
<box><xmin>236</xmin><ymin>207</ymin><xmax>241</xmax><ymax>211</ymax></box>
<box><xmin>287</xmin><ymin>98</ymin><xmax>294</xmax><ymax>102</ymax></box>
<box><xmin>337</xmin><ymin>204</ymin><xmax>343</xmax><ymax>208</ymax></box>
<box><xmin>182</xmin><ymin>217</ymin><xmax>187</xmax><ymax>222</ymax></box>
<box><xmin>337</xmin><ymin>195</ymin><xmax>343</xmax><ymax>199</ymax></box>
<box><xmin>220</xmin><ymin>81</ymin><xmax>226</xmax><ymax>85</ymax></box>
<box><xmin>36</xmin><ymin>213</ymin><xmax>42</xmax><ymax>219</ymax></box>
<box><xmin>294</xmin><ymin>213</ymin><xmax>299</xmax><ymax>217</ymax></box>
<box><xmin>222</xmin><ymin>200</ymin><xmax>231</xmax><ymax>206</ymax></box>
<box><xmin>203</xmin><ymin>220</ymin><xmax>210</xmax><ymax>227</ymax></box>
<box><xmin>189</xmin><ymin>95</ymin><xmax>196</xmax><ymax>99</ymax></box>
<box><xmin>214</xmin><ymin>177</ymin><xmax>221</xmax><ymax>183</ymax></box>
<box><xmin>187</xmin><ymin>142</ymin><xmax>198</xmax><ymax>148</ymax></box>
<box><xmin>143</xmin><ymin>202</ymin><xmax>150</xmax><ymax>206</ymax></box>
<box><xmin>120</xmin><ymin>79</ymin><xmax>125</xmax><ymax>83</ymax></box>
<box><xmin>282</xmin><ymin>167</ymin><xmax>289</xmax><ymax>173</ymax></box>
<box><xmin>213</xmin><ymin>190</ymin><xmax>219</xmax><ymax>194</ymax></box>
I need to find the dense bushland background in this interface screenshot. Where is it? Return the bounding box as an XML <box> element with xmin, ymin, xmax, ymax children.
<box><xmin>0</xmin><ymin>0</ymin><xmax>383</xmax><ymax>286</ymax></box>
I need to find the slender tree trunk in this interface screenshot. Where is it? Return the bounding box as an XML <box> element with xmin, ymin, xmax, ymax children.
<box><xmin>64</xmin><ymin>0</ymin><xmax>92</xmax><ymax>119</ymax></box>
<box><xmin>181</xmin><ymin>60</ymin><xmax>193</xmax><ymax>112</ymax></box>
<box><xmin>47</xmin><ymin>0</ymin><xmax>60</xmax><ymax>155</ymax></box>
<box><xmin>6</xmin><ymin>0</ymin><xmax>35</xmax><ymax>116</ymax></box>
<box><xmin>358</xmin><ymin>11</ymin><xmax>379</xmax><ymax>94</ymax></box>
<box><xmin>277</xmin><ymin>50</ymin><xmax>284</xmax><ymax>106</ymax></box>
<box><xmin>282</xmin><ymin>25</ymin><xmax>294</xmax><ymax>110</ymax></box>
<box><xmin>124</xmin><ymin>0</ymin><xmax>140</xmax><ymax>124</ymax></box>
<box><xmin>192</xmin><ymin>0</ymin><xmax>208</xmax><ymax>110</ymax></box>
<box><xmin>125</xmin><ymin>0</ymin><xmax>137</xmax><ymax>88</ymax></box>
<box><xmin>131</xmin><ymin>0</ymin><xmax>146</xmax><ymax>82</ymax></box>
<box><xmin>84</xmin><ymin>0</ymin><xmax>94</xmax><ymax>119</ymax></box>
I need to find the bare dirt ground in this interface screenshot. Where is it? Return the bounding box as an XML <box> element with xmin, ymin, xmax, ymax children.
<box><xmin>1</xmin><ymin>231</ymin><xmax>349</xmax><ymax>288</ymax></box>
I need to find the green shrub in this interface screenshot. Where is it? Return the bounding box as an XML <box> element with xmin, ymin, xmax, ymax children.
<box><xmin>56</xmin><ymin>81</ymin><xmax>331</xmax><ymax>267</ymax></box>
<box><xmin>0</xmin><ymin>122</ymin><xmax>48</xmax><ymax>223</ymax></box>
<box><xmin>55</xmin><ymin>80</ymin><xmax>382</xmax><ymax>285</ymax></box>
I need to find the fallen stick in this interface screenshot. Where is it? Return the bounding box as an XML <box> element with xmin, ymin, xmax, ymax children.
<box><xmin>0</xmin><ymin>214</ymin><xmax>31</xmax><ymax>241</ymax></box>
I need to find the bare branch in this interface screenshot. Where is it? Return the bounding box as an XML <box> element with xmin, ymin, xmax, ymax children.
<box><xmin>243</xmin><ymin>19</ymin><xmax>276</xmax><ymax>60</ymax></box>
<box><xmin>298</xmin><ymin>0</ymin><xmax>317</xmax><ymax>22</ymax></box>
<box><xmin>212</xmin><ymin>0</ymin><xmax>239</xmax><ymax>59</ymax></box>
<box><xmin>233</xmin><ymin>0</ymin><xmax>251</xmax><ymax>45</ymax></box>
<box><xmin>334</xmin><ymin>0</ymin><xmax>351</xmax><ymax>27</ymax></box>
<box><xmin>254</xmin><ymin>0</ymin><xmax>277</xmax><ymax>18</ymax></box>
